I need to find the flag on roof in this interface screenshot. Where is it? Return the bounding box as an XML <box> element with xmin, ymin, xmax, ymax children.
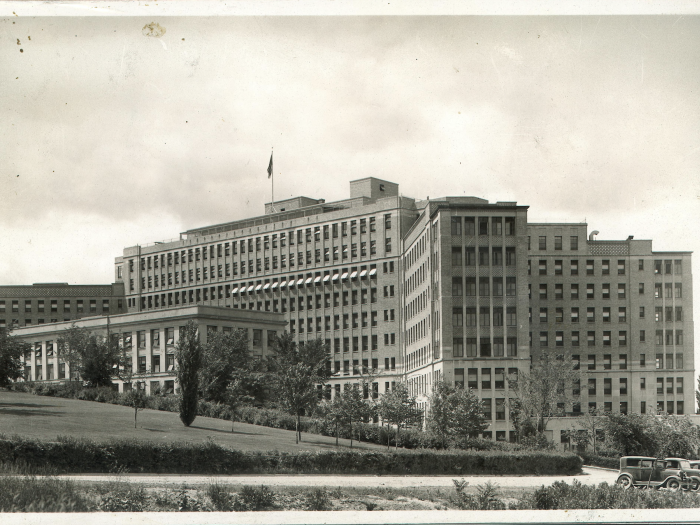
<box><xmin>267</xmin><ymin>152</ymin><xmax>273</xmax><ymax>179</ymax></box>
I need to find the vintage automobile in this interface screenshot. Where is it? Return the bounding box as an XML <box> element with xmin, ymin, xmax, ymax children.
<box><xmin>615</xmin><ymin>456</ymin><xmax>698</xmax><ymax>491</ymax></box>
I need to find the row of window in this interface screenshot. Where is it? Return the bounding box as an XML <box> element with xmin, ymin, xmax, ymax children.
<box><xmin>287</xmin><ymin>310</ymin><xmax>395</xmax><ymax>331</ymax></box>
<box><xmin>450</xmin><ymin>216</ymin><xmax>516</xmax><ymax>236</ymax></box>
<box><xmin>131</xmin><ymin>216</ymin><xmax>394</xmax><ymax>271</ymax></box>
<box><xmin>529</xmin><ymin>235</ymin><xmax>579</xmax><ymax>251</ymax></box>
<box><xmin>453</xmin><ymin>306</ymin><xmax>517</xmax><ymax>327</ymax></box>
<box><xmin>132</xmin><ymin>262</ymin><xmax>390</xmax><ymax>291</ymax></box>
<box><xmin>568</xmin><ymin>353</ymin><xmax>684</xmax><ymax>370</ymax></box>
<box><xmin>289</xmin><ymin>327</ymin><xmax>395</xmax><ymax>351</ymax></box>
<box><xmin>0</xmin><ymin>299</ymin><xmax>118</xmax><ymax>314</ymax></box>
<box><xmin>452</xmin><ymin>337</ymin><xmax>518</xmax><ymax>357</ymax></box>
<box><xmin>451</xmin><ymin>246</ymin><xmax>517</xmax><ymax>266</ymax></box>
<box><xmin>333</xmin><ymin>356</ymin><xmax>397</xmax><ymax>375</ymax></box>
<box><xmin>532</xmin><ymin>329</ymin><xmax>685</xmax><ymax>347</ymax></box>
<box><xmin>531</xmin><ymin>305</ymin><xmax>684</xmax><ymax>324</ymax></box>
<box><xmin>533</xmin><ymin>282</ymin><xmax>630</xmax><ymax>300</ymax></box>
<box><xmin>452</xmin><ymin>277</ymin><xmax>517</xmax><ymax>296</ymax></box>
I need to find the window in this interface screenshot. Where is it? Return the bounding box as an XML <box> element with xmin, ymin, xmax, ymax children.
<box><xmin>587</xmin><ymin>307</ymin><xmax>596</xmax><ymax>323</ymax></box>
<box><xmin>618</xmin><ymin>283</ymin><xmax>626</xmax><ymax>299</ymax></box>
<box><xmin>452</xmin><ymin>247</ymin><xmax>462</xmax><ymax>266</ymax></box>
<box><xmin>586</xmin><ymin>284</ymin><xmax>594</xmax><ymax>299</ymax></box>
<box><xmin>453</xmin><ymin>338</ymin><xmax>464</xmax><ymax>357</ymax></box>
<box><xmin>570</xmin><ymin>260</ymin><xmax>579</xmax><ymax>275</ymax></box>
<box><xmin>586</xmin><ymin>260</ymin><xmax>594</xmax><ymax>275</ymax></box>
<box><xmin>588</xmin><ymin>332</ymin><xmax>596</xmax><ymax>347</ymax></box>
<box><xmin>618</xmin><ymin>260</ymin><xmax>626</xmax><ymax>275</ymax></box>
<box><xmin>539</xmin><ymin>308</ymin><xmax>548</xmax><ymax>323</ymax></box>
<box><xmin>451</xmin><ymin>216</ymin><xmax>462</xmax><ymax>235</ymax></box>
<box><xmin>554</xmin><ymin>260</ymin><xmax>562</xmax><ymax>275</ymax></box>
<box><xmin>571</xmin><ymin>307</ymin><xmax>579</xmax><ymax>323</ymax></box>
<box><xmin>452</xmin><ymin>277</ymin><xmax>462</xmax><ymax>296</ymax></box>
<box><xmin>539</xmin><ymin>284</ymin><xmax>547</xmax><ymax>299</ymax></box>
<box><xmin>554</xmin><ymin>236</ymin><xmax>562</xmax><ymax>250</ymax></box>
<box><xmin>571</xmin><ymin>331</ymin><xmax>580</xmax><ymax>347</ymax></box>
<box><xmin>539</xmin><ymin>260</ymin><xmax>547</xmax><ymax>275</ymax></box>
<box><xmin>570</xmin><ymin>236</ymin><xmax>578</xmax><ymax>250</ymax></box>
<box><xmin>539</xmin><ymin>236</ymin><xmax>546</xmax><ymax>250</ymax></box>
<box><xmin>571</xmin><ymin>284</ymin><xmax>579</xmax><ymax>299</ymax></box>
<box><xmin>492</xmin><ymin>217</ymin><xmax>502</xmax><ymax>235</ymax></box>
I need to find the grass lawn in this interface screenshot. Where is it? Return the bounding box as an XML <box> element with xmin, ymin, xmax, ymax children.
<box><xmin>0</xmin><ymin>390</ymin><xmax>384</xmax><ymax>453</ymax></box>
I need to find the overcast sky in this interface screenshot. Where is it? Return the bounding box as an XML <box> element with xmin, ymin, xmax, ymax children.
<box><xmin>2</xmin><ymin>14</ymin><xmax>699</xmax><ymax>355</ymax></box>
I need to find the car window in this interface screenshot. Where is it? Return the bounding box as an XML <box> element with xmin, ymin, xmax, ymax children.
<box><xmin>680</xmin><ymin>461</ymin><xmax>691</xmax><ymax>469</ymax></box>
<box><xmin>641</xmin><ymin>460</ymin><xmax>652</xmax><ymax>468</ymax></box>
<box><xmin>626</xmin><ymin>459</ymin><xmax>640</xmax><ymax>467</ymax></box>
<box><xmin>666</xmin><ymin>461</ymin><xmax>678</xmax><ymax>469</ymax></box>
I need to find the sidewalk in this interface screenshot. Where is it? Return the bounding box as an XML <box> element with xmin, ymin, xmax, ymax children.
<box><xmin>53</xmin><ymin>468</ymin><xmax>616</xmax><ymax>489</ymax></box>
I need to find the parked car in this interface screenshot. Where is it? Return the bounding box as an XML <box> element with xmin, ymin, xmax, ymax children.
<box><xmin>665</xmin><ymin>458</ymin><xmax>700</xmax><ymax>491</ymax></box>
<box><xmin>615</xmin><ymin>456</ymin><xmax>696</xmax><ymax>491</ymax></box>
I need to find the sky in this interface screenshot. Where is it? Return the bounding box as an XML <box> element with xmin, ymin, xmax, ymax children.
<box><xmin>1</xmin><ymin>13</ymin><xmax>699</xmax><ymax>365</ymax></box>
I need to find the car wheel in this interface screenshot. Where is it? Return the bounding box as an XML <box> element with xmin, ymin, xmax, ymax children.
<box><xmin>690</xmin><ymin>478</ymin><xmax>700</xmax><ymax>492</ymax></box>
<box><xmin>666</xmin><ymin>478</ymin><xmax>681</xmax><ymax>491</ymax></box>
<box><xmin>616</xmin><ymin>475</ymin><xmax>633</xmax><ymax>489</ymax></box>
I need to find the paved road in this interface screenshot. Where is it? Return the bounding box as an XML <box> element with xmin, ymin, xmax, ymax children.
<box><xmin>52</xmin><ymin>467</ymin><xmax>617</xmax><ymax>489</ymax></box>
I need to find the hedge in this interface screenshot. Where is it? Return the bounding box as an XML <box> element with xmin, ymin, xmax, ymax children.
<box><xmin>578</xmin><ymin>452</ymin><xmax>620</xmax><ymax>470</ymax></box>
<box><xmin>0</xmin><ymin>436</ymin><xmax>582</xmax><ymax>475</ymax></box>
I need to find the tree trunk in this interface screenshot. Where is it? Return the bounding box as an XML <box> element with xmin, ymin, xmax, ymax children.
<box><xmin>395</xmin><ymin>425</ymin><xmax>399</xmax><ymax>451</ymax></box>
<box><xmin>335</xmin><ymin>421</ymin><xmax>339</xmax><ymax>446</ymax></box>
<box><xmin>134</xmin><ymin>407</ymin><xmax>137</xmax><ymax>429</ymax></box>
<box><xmin>350</xmin><ymin>422</ymin><xmax>353</xmax><ymax>448</ymax></box>
<box><xmin>231</xmin><ymin>416</ymin><xmax>234</xmax><ymax>433</ymax></box>
<box><xmin>297</xmin><ymin>413</ymin><xmax>302</xmax><ymax>443</ymax></box>
<box><xmin>295</xmin><ymin>415</ymin><xmax>299</xmax><ymax>444</ymax></box>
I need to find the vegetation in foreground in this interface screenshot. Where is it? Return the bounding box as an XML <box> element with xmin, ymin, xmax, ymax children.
<box><xmin>2</xmin><ymin>467</ymin><xmax>700</xmax><ymax>513</ymax></box>
<box><xmin>0</xmin><ymin>435</ymin><xmax>582</xmax><ymax>475</ymax></box>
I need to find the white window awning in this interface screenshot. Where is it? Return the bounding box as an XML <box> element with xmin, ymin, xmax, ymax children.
<box><xmin>359</xmin><ymin>270</ymin><xmax>367</xmax><ymax>278</ymax></box>
<box><xmin>271</xmin><ymin>282</ymin><xmax>278</xmax><ymax>289</ymax></box>
<box><xmin>247</xmin><ymin>285</ymin><xmax>255</xmax><ymax>292</ymax></box>
<box><xmin>314</xmin><ymin>276</ymin><xmax>322</xmax><ymax>284</ymax></box>
<box><xmin>263</xmin><ymin>283</ymin><xmax>270</xmax><ymax>291</ymax></box>
<box><xmin>297</xmin><ymin>278</ymin><xmax>305</xmax><ymax>286</ymax></box>
<box><xmin>279</xmin><ymin>280</ymin><xmax>287</xmax><ymax>288</ymax></box>
<box><xmin>369</xmin><ymin>268</ymin><xmax>377</xmax><ymax>276</ymax></box>
<box><xmin>231</xmin><ymin>287</ymin><xmax>239</xmax><ymax>294</ymax></box>
<box><xmin>255</xmin><ymin>284</ymin><xmax>263</xmax><ymax>292</ymax></box>
<box><xmin>305</xmin><ymin>277</ymin><xmax>313</xmax><ymax>285</ymax></box>
<box><xmin>323</xmin><ymin>275</ymin><xmax>330</xmax><ymax>282</ymax></box>
<box><xmin>332</xmin><ymin>273</ymin><xmax>340</xmax><ymax>281</ymax></box>
<box><xmin>350</xmin><ymin>271</ymin><xmax>358</xmax><ymax>279</ymax></box>
<box><xmin>341</xmin><ymin>272</ymin><xmax>349</xmax><ymax>280</ymax></box>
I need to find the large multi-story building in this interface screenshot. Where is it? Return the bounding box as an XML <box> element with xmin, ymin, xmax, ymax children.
<box><xmin>528</xmin><ymin>225</ymin><xmax>694</xmax><ymax>419</ymax></box>
<box><xmin>114</xmin><ymin>178</ymin><xmax>416</xmax><ymax>398</ymax></box>
<box><xmin>12</xmin><ymin>305</ymin><xmax>285</xmax><ymax>392</ymax></box>
<box><xmin>0</xmin><ymin>282</ymin><xmax>126</xmax><ymax>330</ymax></box>
<box><xmin>9</xmin><ymin>177</ymin><xmax>691</xmax><ymax>444</ymax></box>
<box><xmin>109</xmin><ymin>178</ymin><xmax>693</xmax><ymax>440</ymax></box>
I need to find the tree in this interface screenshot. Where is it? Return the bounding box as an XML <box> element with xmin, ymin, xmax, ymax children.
<box><xmin>223</xmin><ymin>371</ymin><xmax>258</xmax><ymax>433</ymax></box>
<box><xmin>123</xmin><ymin>383</ymin><xmax>148</xmax><ymax>428</ymax></box>
<box><xmin>56</xmin><ymin>324</ymin><xmax>120</xmax><ymax>387</ymax></box>
<box><xmin>427</xmin><ymin>380</ymin><xmax>488</xmax><ymax>449</ymax></box>
<box><xmin>339</xmin><ymin>385</ymin><xmax>373</xmax><ymax>448</ymax></box>
<box><xmin>316</xmin><ymin>397</ymin><xmax>346</xmax><ymax>446</ymax></box>
<box><xmin>200</xmin><ymin>329</ymin><xmax>251</xmax><ymax>404</ymax></box>
<box><xmin>175</xmin><ymin>321</ymin><xmax>203</xmax><ymax>427</ymax></box>
<box><xmin>508</xmin><ymin>351</ymin><xmax>581</xmax><ymax>436</ymax></box>
<box><xmin>603</xmin><ymin>413</ymin><xmax>658</xmax><ymax>456</ymax></box>
<box><xmin>270</xmin><ymin>334</ymin><xmax>332</xmax><ymax>444</ymax></box>
<box><xmin>574</xmin><ymin>408</ymin><xmax>605</xmax><ymax>454</ymax></box>
<box><xmin>0</xmin><ymin>328</ymin><xmax>28</xmax><ymax>388</ymax></box>
<box><xmin>377</xmin><ymin>382</ymin><xmax>422</xmax><ymax>451</ymax></box>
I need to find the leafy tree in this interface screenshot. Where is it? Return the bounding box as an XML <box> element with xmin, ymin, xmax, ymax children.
<box><xmin>200</xmin><ymin>329</ymin><xmax>251</xmax><ymax>404</ymax></box>
<box><xmin>603</xmin><ymin>413</ymin><xmax>658</xmax><ymax>456</ymax></box>
<box><xmin>175</xmin><ymin>321</ymin><xmax>203</xmax><ymax>427</ymax></box>
<box><xmin>428</xmin><ymin>381</ymin><xmax>489</xmax><ymax>448</ymax></box>
<box><xmin>224</xmin><ymin>371</ymin><xmax>258</xmax><ymax>432</ymax></box>
<box><xmin>0</xmin><ymin>328</ymin><xmax>28</xmax><ymax>388</ymax></box>
<box><xmin>316</xmin><ymin>397</ymin><xmax>346</xmax><ymax>446</ymax></box>
<box><xmin>123</xmin><ymin>383</ymin><xmax>148</xmax><ymax>428</ymax></box>
<box><xmin>508</xmin><ymin>351</ymin><xmax>580</xmax><ymax>435</ymax></box>
<box><xmin>339</xmin><ymin>385</ymin><xmax>373</xmax><ymax>448</ymax></box>
<box><xmin>270</xmin><ymin>334</ymin><xmax>332</xmax><ymax>444</ymax></box>
<box><xmin>56</xmin><ymin>324</ymin><xmax>120</xmax><ymax>387</ymax></box>
<box><xmin>449</xmin><ymin>384</ymin><xmax>490</xmax><ymax>444</ymax></box>
<box><xmin>377</xmin><ymin>382</ymin><xmax>422</xmax><ymax>451</ymax></box>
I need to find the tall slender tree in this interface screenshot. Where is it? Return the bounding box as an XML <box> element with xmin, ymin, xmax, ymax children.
<box><xmin>175</xmin><ymin>320</ymin><xmax>202</xmax><ymax>427</ymax></box>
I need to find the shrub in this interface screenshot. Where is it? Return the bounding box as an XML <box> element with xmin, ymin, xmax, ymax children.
<box><xmin>0</xmin><ymin>436</ymin><xmax>583</xmax><ymax>476</ymax></box>
<box><xmin>207</xmin><ymin>483</ymin><xmax>234</xmax><ymax>511</ymax></box>
<box><xmin>0</xmin><ymin>475</ymin><xmax>91</xmax><ymax>512</ymax></box>
<box><xmin>233</xmin><ymin>485</ymin><xmax>275</xmax><ymax>511</ymax></box>
<box><xmin>518</xmin><ymin>480</ymin><xmax>700</xmax><ymax>510</ymax></box>
<box><xmin>306</xmin><ymin>488</ymin><xmax>331</xmax><ymax>511</ymax></box>
<box><xmin>99</xmin><ymin>486</ymin><xmax>147</xmax><ymax>512</ymax></box>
